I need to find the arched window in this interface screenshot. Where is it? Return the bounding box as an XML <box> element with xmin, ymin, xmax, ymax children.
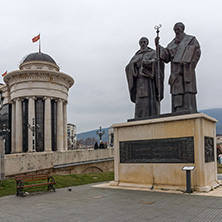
<box><xmin>22</xmin><ymin>99</ymin><xmax>28</xmax><ymax>152</ymax></box>
<box><xmin>0</xmin><ymin>104</ymin><xmax>11</xmax><ymax>154</ymax></box>
<box><xmin>35</xmin><ymin>98</ymin><xmax>44</xmax><ymax>152</ymax></box>
<box><xmin>51</xmin><ymin>100</ymin><xmax>57</xmax><ymax>151</ymax></box>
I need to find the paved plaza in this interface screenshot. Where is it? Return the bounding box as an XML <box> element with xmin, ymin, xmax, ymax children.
<box><xmin>1</xmin><ymin>182</ymin><xmax>222</xmax><ymax>222</ymax></box>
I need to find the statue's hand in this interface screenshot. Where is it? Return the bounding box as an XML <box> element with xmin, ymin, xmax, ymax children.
<box><xmin>142</xmin><ymin>59</ymin><xmax>155</xmax><ymax>66</ymax></box>
<box><xmin>142</xmin><ymin>59</ymin><xmax>147</xmax><ymax>65</ymax></box>
<box><xmin>155</xmin><ymin>37</ymin><xmax>160</xmax><ymax>46</ymax></box>
<box><xmin>149</xmin><ymin>58</ymin><xmax>158</xmax><ymax>62</ymax></box>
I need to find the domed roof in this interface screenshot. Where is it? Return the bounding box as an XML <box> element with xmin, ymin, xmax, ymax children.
<box><xmin>22</xmin><ymin>52</ymin><xmax>57</xmax><ymax>64</ymax></box>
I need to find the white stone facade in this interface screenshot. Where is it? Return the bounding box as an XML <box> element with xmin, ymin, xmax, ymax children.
<box><xmin>2</xmin><ymin>52</ymin><xmax>74</xmax><ymax>153</ymax></box>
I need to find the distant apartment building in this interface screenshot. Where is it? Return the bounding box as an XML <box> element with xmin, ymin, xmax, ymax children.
<box><xmin>67</xmin><ymin>123</ymin><xmax>77</xmax><ymax>149</ymax></box>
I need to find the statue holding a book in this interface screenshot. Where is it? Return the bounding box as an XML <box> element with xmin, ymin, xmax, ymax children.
<box><xmin>155</xmin><ymin>22</ymin><xmax>201</xmax><ymax>113</ymax></box>
<box><xmin>126</xmin><ymin>37</ymin><xmax>164</xmax><ymax>119</ymax></box>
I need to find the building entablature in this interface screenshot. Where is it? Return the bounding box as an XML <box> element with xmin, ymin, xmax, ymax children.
<box><xmin>4</xmin><ymin>69</ymin><xmax>74</xmax><ymax>88</ymax></box>
<box><xmin>3</xmin><ymin>70</ymin><xmax>74</xmax><ymax>102</ymax></box>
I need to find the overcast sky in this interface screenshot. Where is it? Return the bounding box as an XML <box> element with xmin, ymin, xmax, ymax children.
<box><xmin>0</xmin><ymin>0</ymin><xmax>221</xmax><ymax>133</ymax></box>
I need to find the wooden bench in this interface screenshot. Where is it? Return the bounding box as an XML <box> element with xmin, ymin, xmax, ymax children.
<box><xmin>15</xmin><ymin>173</ymin><xmax>56</xmax><ymax>196</ymax></box>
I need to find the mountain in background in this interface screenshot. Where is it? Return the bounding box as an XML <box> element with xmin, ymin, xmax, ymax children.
<box><xmin>77</xmin><ymin>127</ymin><xmax>110</xmax><ymax>143</ymax></box>
<box><xmin>77</xmin><ymin>108</ymin><xmax>222</xmax><ymax>141</ymax></box>
<box><xmin>200</xmin><ymin>108</ymin><xmax>222</xmax><ymax>135</ymax></box>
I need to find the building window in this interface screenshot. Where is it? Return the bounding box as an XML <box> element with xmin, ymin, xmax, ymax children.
<box><xmin>0</xmin><ymin>104</ymin><xmax>11</xmax><ymax>154</ymax></box>
<box><xmin>35</xmin><ymin>98</ymin><xmax>44</xmax><ymax>152</ymax></box>
<box><xmin>22</xmin><ymin>99</ymin><xmax>28</xmax><ymax>152</ymax></box>
<box><xmin>51</xmin><ymin>100</ymin><xmax>57</xmax><ymax>151</ymax></box>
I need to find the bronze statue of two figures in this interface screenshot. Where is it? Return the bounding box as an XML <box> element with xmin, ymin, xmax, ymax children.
<box><xmin>126</xmin><ymin>22</ymin><xmax>201</xmax><ymax>119</ymax></box>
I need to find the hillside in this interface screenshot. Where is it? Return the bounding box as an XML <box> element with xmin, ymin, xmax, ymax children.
<box><xmin>200</xmin><ymin>108</ymin><xmax>222</xmax><ymax>134</ymax></box>
<box><xmin>77</xmin><ymin>127</ymin><xmax>110</xmax><ymax>143</ymax></box>
<box><xmin>76</xmin><ymin>108</ymin><xmax>222</xmax><ymax>141</ymax></box>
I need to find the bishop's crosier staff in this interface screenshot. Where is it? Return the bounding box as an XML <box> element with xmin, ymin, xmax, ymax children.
<box><xmin>154</xmin><ymin>24</ymin><xmax>162</xmax><ymax>114</ymax></box>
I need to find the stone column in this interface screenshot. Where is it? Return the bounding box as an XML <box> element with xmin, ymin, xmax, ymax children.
<box><xmin>57</xmin><ymin>99</ymin><xmax>63</xmax><ymax>151</ymax></box>
<box><xmin>11</xmin><ymin>101</ymin><xmax>15</xmax><ymax>153</ymax></box>
<box><xmin>28</xmin><ymin>97</ymin><xmax>35</xmax><ymax>152</ymax></box>
<box><xmin>63</xmin><ymin>101</ymin><xmax>67</xmax><ymax>151</ymax></box>
<box><xmin>15</xmin><ymin>98</ymin><xmax>23</xmax><ymax>153</ymax></box>
<box><xmin>44</xmin><ymin>97</ymin><xmax>52</xmax><ymax>152</ymax></box>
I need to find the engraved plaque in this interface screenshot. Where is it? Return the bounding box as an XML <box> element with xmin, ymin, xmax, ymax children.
<box><xmin>205</xmin><ymin>137</ymin><xmax>214</xmax><ymax>163</ymax></box>
<box><xmin>120</xmin><ymin>137</ymin><xmax>194</xmax><ymax>163</ymax></box>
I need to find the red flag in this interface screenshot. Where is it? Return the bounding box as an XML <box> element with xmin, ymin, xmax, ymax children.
<box><xmin>32</xmin><ymin>34</ymin><xmax>40</xmax><ymax>43</ymax></box>
<box><xmin>2</xmin><ymin>71</ymin><xmax>7</xmax><ymax>77</ymax></box>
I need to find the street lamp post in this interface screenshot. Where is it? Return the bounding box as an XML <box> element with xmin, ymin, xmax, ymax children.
<box><xmin>96</xmin><ymin>126</ymin><xmax>105</xmax><ymax>143</ymax></box>
<box><xmin>70</xmin><ymin>134</ymin><xmax>76</xmax><ymax>149</ymax></box>
<box><xmin>27</xmin><ymin>118</ymin><xmax>39</xmax><ymax>152</ymax></box>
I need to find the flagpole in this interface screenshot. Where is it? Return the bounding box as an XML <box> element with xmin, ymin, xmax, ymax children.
<box><xmin>39</xmin><ymin>33</ymin><xmax>41</xmax><ymax>53</ymax></box>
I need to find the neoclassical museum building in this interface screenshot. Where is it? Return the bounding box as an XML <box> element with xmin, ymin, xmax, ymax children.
<box><xmin>0</xmin><ymin>52</ymin><xmax>74</xmax><ymax>154</ymax></box>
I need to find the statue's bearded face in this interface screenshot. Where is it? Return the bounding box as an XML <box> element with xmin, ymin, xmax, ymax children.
<box><xmin>139</xmin><ymin>38</ymin><xmax>148</xmax><ymax>50</ymax></box>
<box><xmin>174</xmin><ymin>25</ymin><xmax>184</xmax><ymax>37</ymax></box>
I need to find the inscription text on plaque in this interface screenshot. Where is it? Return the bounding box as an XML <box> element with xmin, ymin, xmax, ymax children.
<box><xmin>120</xmin><ymin>137</ymin><xmax>194</xmax><ymax>163</ymax></box>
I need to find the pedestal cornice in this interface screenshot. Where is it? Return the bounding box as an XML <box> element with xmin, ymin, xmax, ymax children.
<box><xmin>111</xmin><ymin>113</ymin><xmax>217</xmax><ymax>129</ymax></box>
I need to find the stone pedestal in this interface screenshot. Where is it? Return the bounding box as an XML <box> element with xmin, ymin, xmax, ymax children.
<box><xmin>111</xmin><ymin>113</ymin><xmax>219</xmax><ymax>192</ymax></box>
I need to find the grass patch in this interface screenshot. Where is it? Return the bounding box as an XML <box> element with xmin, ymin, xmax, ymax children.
<box><xmin>0</xmin><ymin>171</ymin><xmax>114</xmax><ymax>197</ymax></box>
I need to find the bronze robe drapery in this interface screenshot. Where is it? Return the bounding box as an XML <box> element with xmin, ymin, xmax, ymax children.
<box><xmin>159</xmin><ymin>34</ymin><xmax>201</xmax><ymax>113</ymax></box>
<box><xmin>126</xmin><ymin>47</ymin><xmax>164</xmax><ymax>119</ymax></box>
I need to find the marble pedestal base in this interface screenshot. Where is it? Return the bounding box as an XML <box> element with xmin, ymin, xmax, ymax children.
<box><xmin>111</xmin><ymin>113</ymin><xmax>219</xmax><ymax>192</ymax></box>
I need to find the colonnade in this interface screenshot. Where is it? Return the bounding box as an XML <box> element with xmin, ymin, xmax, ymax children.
<box><xmin>11</xmin><ymin>96</ymin><xmax>67</xmax><ymax>153</ymax></box>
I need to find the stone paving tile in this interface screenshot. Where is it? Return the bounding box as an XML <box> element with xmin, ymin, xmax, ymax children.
<box><xmin>149</xmin><ymin>216</ymin><xmax>188</xmax><ymax>222</ymax></box>
<box><xmin>173</xmin><ymin>207</ymin><xmax>206</xmax><ymax>221</ymax></box>
<box><xmin>137</xmin><ymin>209</ymin><xmax>165</xmax><ymax>220</ymax></box>
<box><xmin>189</xmin><ymin>208</ymin><xmax>222</xmax><ymax>222</ymax></box>
<box><xmin>1</xmin><ymin>183</ymin><xmax>222</xmax><ymax>222</ymax></box>
<box><xmin>210</xmin><ymin>213</ymin><xmax>222</xmax><ymax>222</ymax></box>
<box><xmin>127</xmin><ymin>217</ymin><xmax>152</xmax><ymax>222</ymax></box>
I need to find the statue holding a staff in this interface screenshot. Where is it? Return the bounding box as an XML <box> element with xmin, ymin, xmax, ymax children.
<box><xmin>125</xmin><ymin>36</ymin><xmax>164</xmax><ymax>119</ymax></box>
<box><xmin>155</xmin><ymin>22</ymin><xmax>201</xmax><ymax>113</ymax></box>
